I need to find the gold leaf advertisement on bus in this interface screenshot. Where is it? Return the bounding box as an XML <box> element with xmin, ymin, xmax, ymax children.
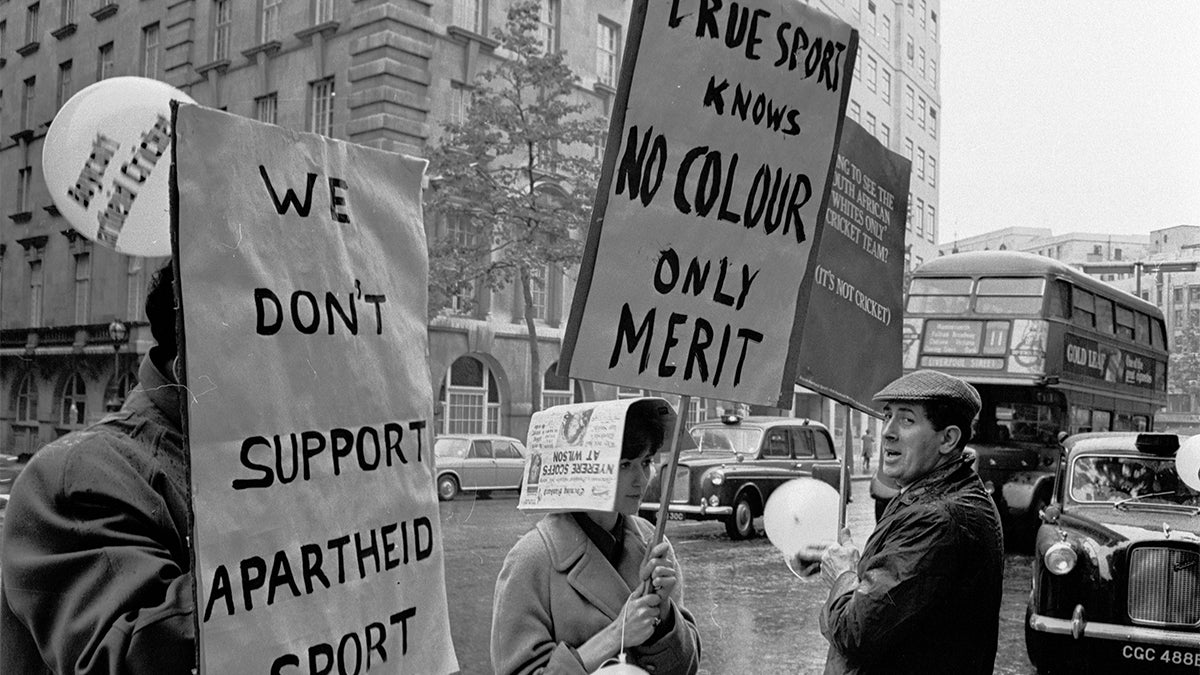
<box><xmin>1063</xmin><ymin>333</ymin><xmax>1160</xmax><ymax>390</ymax></box>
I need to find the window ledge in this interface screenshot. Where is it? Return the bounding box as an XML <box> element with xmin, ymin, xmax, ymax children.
<box><xmin>52</xmin><ymin>23</ymin><xmax>78</xmax><ymax>40</ymax></box>
<box><xmin>195</xmin><ymin>58</ymin><xmax>231</xmax><ymax>76</ymax></box>
<box><xmin>43</xmin><ymin>204</ymin><xmax>61</xmax><ymax>217</ymax></box>
<box><xmin>8</xmin><ymin>212</ymin><xmax>33</xmax><ymax>224</ymax></box>
<box><xmin>91</xmin><ymin>4</ymin><xmax>119</xmax><ymax>21</ymax></box>
<box><xmin>593</xmin><ymin>82</ymin><xmax>617</xmax><ymax>96</ymax></box>
<box><xmin>446</xmin><ymin>25</ymin><xmax>499</xmax><ymax>51</ymax></box>
<box><xmin>16</xmin><ymin>41</ymin><xmax>40</xmax><ymax>57</ymax></box>
<box><xmin>10</xmin><ymin>128</ymin><xmax>35</xmax><ymax>143</ymax></box>
<box><xmin>295</xmin><ymin>20</ymin><xmax>339</xmax><ymax>42</ymax></box>
<box><xmin>242</xmin><ymin>40</ymin><xmax>282</xmax><ymax>60</ymax></box>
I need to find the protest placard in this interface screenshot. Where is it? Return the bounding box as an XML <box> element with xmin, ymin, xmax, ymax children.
<box><xmin>517</xmin><ymin>398</ymin><xmax>689</xmax><ymax>512</ymax></box>
<box><xmin>794</xmin><ymin>119</ymin><xmax>910</xmax><ymax>412</ymax></box>
<box><xmin>559</xmin><ymin>0</ymin><xmax>857</xmax><ymax>409</ymax></box>
<box><xmin>172</xmin><ymin>104</ymin><xmax>457</xmax><ymax>674</ymax></box>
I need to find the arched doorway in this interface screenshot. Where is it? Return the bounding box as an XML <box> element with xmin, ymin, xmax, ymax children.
<box><xmin>438</xmin><ymin>355</ymin><xmax>502</xmax><ymax>434</ymax></box>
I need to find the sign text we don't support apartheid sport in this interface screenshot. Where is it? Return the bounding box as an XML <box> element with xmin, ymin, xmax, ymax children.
<box><xmin>561</xmin><ymin>0</ymin><xmax>857</xmax><ymax>408</ymax></box>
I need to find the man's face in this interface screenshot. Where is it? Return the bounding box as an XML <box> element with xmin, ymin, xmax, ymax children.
<box><xmin>879</xmin><ymin>400</ymin><xmax>954</xmax><ymax>487</ymax></box>
<box><xmin>614</xmin><ymin>445</ymin><xmax>655</xmax><ymax>515</ymax></box>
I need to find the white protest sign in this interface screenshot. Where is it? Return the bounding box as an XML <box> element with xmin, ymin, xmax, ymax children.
<box><xmin>559</xmin><ymin>0</ymin><xmax>857</xmax><ymax>408</ymax></box>
<box><xmin>174</xmin><ymin>104</ymin><xmax>457</xmax><ymax>674</ymax></box>
<box><xmin>518</xmin><ymin>398</ymin><xmax>684</xmax><ymax>512</ymax></box>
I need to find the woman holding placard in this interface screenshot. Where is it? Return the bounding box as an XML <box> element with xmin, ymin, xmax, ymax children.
<box><xmin>490</xmin><ymin>401</ymin><xmax>701</xmax><ymax>674</ymax></box>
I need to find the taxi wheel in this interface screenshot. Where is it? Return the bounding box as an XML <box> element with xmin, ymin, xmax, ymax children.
<box><xmin>437</xmin><ymin>475</ymin><xmax>459</xmax><ymax>501</ymax></box>
<box><xmin>725</xmin><ymin>495</ymin><xmax>757</xmax><ymax>540</ymax></box>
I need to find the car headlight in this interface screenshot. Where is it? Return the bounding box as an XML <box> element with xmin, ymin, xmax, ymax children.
<box><xmin>708</xmin><ymin>471</ymin><xmax>724</xmax><ymax>486</ymax></box>
<box><xmin>1044</xmin><ymin>541</ymin><xmax>1078</xmax><ymax>575</ymax></box>
<box><xmin>708</xmin><ymin>495</ymin><xmax>721</xmax><ymax>507</ymax></box>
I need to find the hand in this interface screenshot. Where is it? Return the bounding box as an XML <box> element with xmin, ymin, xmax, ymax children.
<box><xmin>787</xmin><ymin>542</ymin><xmax>830</xmax><ymax>578</ymax></box>
<box><xmin>614</xmin><ymin>591</ymin><xmax>663</xmax><ymax>648</ymax></box>
<box><xmin>819</xmin><ymin>527</ymin><xmax>860</xmax><ymax>587</ymax></box>
<box><xmin>641</xmin><ymin>543</ymin><xmax>678</xmax><ymax>621</ymax></box>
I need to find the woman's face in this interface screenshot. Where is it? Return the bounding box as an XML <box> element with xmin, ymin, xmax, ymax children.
<box><xmin>614</xmin><ymin>445</ymin><xmax>656</xmax><ymax>516</ymax></box>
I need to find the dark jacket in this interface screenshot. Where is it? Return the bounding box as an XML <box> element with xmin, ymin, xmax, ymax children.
<box><xmin>491</xmin><ymin>513</ymin><xmax>701</xmax><ymax>675</ymax></box>
<box><xmin>819</xmin><ymin>456</ymin><xmax>1004</xmax><ymax>675</ymax></box>
<box><xmin>1</xmin><ymin>355</ymin><xmax>194</xmax><ymax>674</ymax></box>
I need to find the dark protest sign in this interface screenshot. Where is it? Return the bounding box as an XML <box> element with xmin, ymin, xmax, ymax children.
<box><xmin>559</xmin><ymin>0</ymin><xmax>857</xmax><ymax>408</ymax></box>
<box><xmin>172</xmin><ymin>105</ymin><xmax>457</xmax><ymax>673</ymax></box>
<box><xmin>795</xmin><ymin>120</ymin><xmax>909</xmax><ymax>412</ymax></box>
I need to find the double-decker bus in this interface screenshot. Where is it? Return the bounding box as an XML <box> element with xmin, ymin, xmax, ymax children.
<box><xmin>902</xmin><ymin>251</ymin><xmax>1168</xmax><ymax>547</ymax></box>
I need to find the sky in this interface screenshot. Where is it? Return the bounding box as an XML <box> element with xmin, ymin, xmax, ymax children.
<box><xmin>939</xmin><ymin>1</ymin><xmax>1200</xmax><ymax>244</ymax></box>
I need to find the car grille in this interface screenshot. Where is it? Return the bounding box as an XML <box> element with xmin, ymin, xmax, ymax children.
<box><xmin>669</xmin><ymin>467</ymin><xmax>690</xmax><ymax>503</ymax></box>
<box><xmin>1127</xmin><ymin>546</ymin><xmax>1200</xmax><ymax>627</ymax></box>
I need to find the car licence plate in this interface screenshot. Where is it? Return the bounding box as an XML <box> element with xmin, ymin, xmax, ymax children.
<box><xmin>1120</xmin><ymin>644</ymin><xmax>1200</xmax><ymax>669</ymax></box>
<box><xmin>668</xmin><ymin>512</ymin><xmax>684</xmax><ymax>521</ymax></box>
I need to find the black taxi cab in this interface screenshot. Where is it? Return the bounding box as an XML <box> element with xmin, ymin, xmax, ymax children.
<box><xmin>638</xmin><ymin>415</ymin><xmax>843</xmax><ymax>539</ymax></box>
<box><xmin>1025</xmin><ymin>432</ymin><xmax>1200</xmax><ymax>674</ymax></box>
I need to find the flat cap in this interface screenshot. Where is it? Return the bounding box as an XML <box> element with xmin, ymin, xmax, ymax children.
<box><xmin>873</xmin><ymin>369</ymin><xmax>981</xmax><ymax>418</ymax></box>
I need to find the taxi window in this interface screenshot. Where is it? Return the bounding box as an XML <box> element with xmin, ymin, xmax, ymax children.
<box><xmin>790</xmin><ymin>429</ymin><xmax>814</xmax><ymax>458</ymax></box>
<box><xmin>812</xmin><ymin>432</ymin><xmax>836</xmax><ymax>460</ymax></box>
<box><xmin>763</xmin><ymin>429</ymin><xmax>790</xmax><ymax>458</ymax></box>
<box><xmin>1070</xmin><ymin>456</ymin><xmax>1200</xmax><ymax>506</ymax></box>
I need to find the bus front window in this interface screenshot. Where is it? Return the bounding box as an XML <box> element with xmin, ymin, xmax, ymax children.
<box><xmin>907</xmin><ymin>277</ymin><xmax>972</xmax><ymax>315</ymax></box>
<box><xmin>989</xmin><ymin>402</ymin><xmax>1060</xmax><ymax>445</ymax></box>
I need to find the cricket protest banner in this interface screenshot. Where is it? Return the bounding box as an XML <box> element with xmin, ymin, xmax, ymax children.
<box><xmin>559</xmin><ymin>0</ymin><xmax>857</xmax><ymax>409</ymax></box>
<box><xmin>794</xmin><ymin>119</ymin><xmax>910</xmax><ymax>412</ymax></box>
<box><xmin>517</xmin><ymin>398</ymin><xmax>690</xmax><ymax>512</ymax></box>
<box><xmin>172</xmin><ymin>104</ymin><xmax>457</xmax><ymax>674</ymax></box>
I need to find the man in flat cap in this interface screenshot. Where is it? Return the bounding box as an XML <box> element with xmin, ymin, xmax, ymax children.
<box><xmin>816</xmin><ymin>370</ymin><xmax>1003</xmax><ymax>675</ymax></box>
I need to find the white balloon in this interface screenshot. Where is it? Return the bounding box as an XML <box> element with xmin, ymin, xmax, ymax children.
<box><xmin>43</xmin><ymin>77</ymin><xmax>195</xmax><ymax>257</ymax></box>
<box><xmin>1177</xmin><ymin>435</ymin><xmax>1200</xmax><ymax>492</ymax></box>
<box><xmin>763</xmin><ymin>477</ymin><xmax>840</xmax><ymax>558</ymax></box>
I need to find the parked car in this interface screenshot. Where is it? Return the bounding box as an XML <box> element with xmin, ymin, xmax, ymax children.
<box><xmin>1025</xmin><ymin>432</ymin><xmax>1200</xmax><ymax>674</ymax></box>
<box><xmin>639</xmin><ymin>415</ymin><xmax>844</xmax><ymax>539</ymax></box>
<box><xmin>434</xmin><ymin>434</ymin><xmax>528</xmax><ymax>501</ymax></box>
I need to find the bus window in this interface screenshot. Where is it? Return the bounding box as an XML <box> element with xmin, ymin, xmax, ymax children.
<box><xmin>1133</xmin><ymin>415</ymin><xmax>1149</xmax><ymax>431</ymax></box>
<box><xmin>906</xmin><ymin>277</ymin><xmax>972</xmax><ymax>314</ymax></box>
<box><xmin>975</xmin><ymin>277</ymin><xmax>1045</xmax><ymax>314</ymax></box>
<box><xmin>1070</xmin><ymin>406</ymin><xmax>1091</xmax><ymax>434</ymax></box>
<box><xmin>1150</xmin><ymin>319</ymin><xmax>1166</xmax><ymax>350</ymax></box>
<box><xmin>1047</xmin><ymin>281</ymin><xmax>1070</xmax><ymax>319</ymax></box>
<box><xmin>1135</xmin><ymin>312</ymin><xmax>1150</xmax><ymax>345</ymax></box>
<box><xmin>1092</xmin><ymin>410</ymin><xmax>1112</xmax><ymax>431</ymax></box>
<box><xmin>1114</xmin><ymin>306</ymin><xmax>1135</xmax><ymax>341</ymax></box>
<box><xmin>1094</xmin><ymin>297</ymin><xmax>1114</xmax><ymax>334</ymax></box>
<box><xmin>1071</xmin><ymin>288</ymin><xmax>1095</xmax><ymax>328</ymax></box>
<box><xmin>1114</xmin><ymin>413</ymin><xmax>1133</xmax><ymax>431</ymax></box>
<box><xmin>995</xmin><ymin>403</ymin><xmax>1059</xmax><ymax>444</ymax></box>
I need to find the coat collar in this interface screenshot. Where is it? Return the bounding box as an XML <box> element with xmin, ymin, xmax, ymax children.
<box><xmin>537</xmin><ymin>513</ymin><xmax>651</xmax><ymax>621</ymax></box>
<box><xmin>897</xmin><ymin>454</ymin><xmax>976</xmax><ymax>506</ymax></box>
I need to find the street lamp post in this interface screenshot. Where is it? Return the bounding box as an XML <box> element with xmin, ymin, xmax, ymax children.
<box><xmin>107</xmin><ymin>319</ymin><xmax>129</xmax><ymax>411</ymax></box>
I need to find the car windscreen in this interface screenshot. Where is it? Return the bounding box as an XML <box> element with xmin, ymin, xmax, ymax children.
<box><xmin>689</xmin><ymin>427</ymin><xmax>762</xmax><ymax>456</ymax></box>
<box><xmin>435</xmin><ymin>438</ymin><xmax>470</xmax><ymax>459</ymax></box>
<box><xmin>1069</xmin><ymin>455</ymin><xmax>1200</xmax><ymax>507</ymax></box>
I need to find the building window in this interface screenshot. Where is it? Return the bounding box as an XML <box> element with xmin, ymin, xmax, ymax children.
<box><xmin>853</xmin><ymin>53</ymin><xmax>861</xmax><ymax>81</ymax></box>
<box><xmin>528</xmin><ymin>264</ymin><xmax>550</xmax><ymax>321</ymax></box>
<box><xmin>929</xmin><ymin>58</ymin><xmax>937</xmax><ymax>86</ymax></box>
<box><xmin>848</xmin><ymin>99</ymin><xmax>860</xmax><ymax>123</ymax></box>
<box><xmin>904</xmin><ymin>137</ymin><xmax>913</xmax><ymax>163</ymax></box>
<box><xmin>916</xmin><ymin>147</ymin><xmax>925</xmax><ymax>180</ymax></box>
<box><xmin>542</xmin><ymin>362</ymin><xmax>578</xmax><ymax>409</ymax></box>
<box><xmin>29</xmin><ymin>259</ymin><xmax>43</xmax><ymax>325</ymax></box>
<box><xmin>440</xmin><ymin>356</ymin><xmax>501</xmax><ymax>435</ymax></box>
<box><xmin>443</xmin><ymin>213</ymin><xmax>477</xmax><ymax>312</ymax></box>
<box><xmin>453</xmin><ymin>0</ymin><xmax>483</xmax><ymax>34</ymax></box>
<box><xmin>879</xmin><ymin>67</ymin><xmax>891</xmax><ymax>104</ymax></box>
<box><xmin>904</xmin><ymin>85</ymin><xmax>914</xmax><ymax>119</ymax></box>
<box><xmin>931</xmin><ymin>11</ymin><xmax>938</xmax><ymax>39</ymax></box>
<box><xmin>926</xmin><ymin>204</ymin><xmax>936</xmax><ymax>242</ymax></box>
<box><xmin>596</xmin><ymin>19</ymin><xmax>619</xmax><ymax>88</ymax></box>
<box><xmin>918</xmin><ymin>47</ymin><xmax>926</xmax><ymax>78</ymax></box>
<box><xmin>929</xmin><ymin>107</ymin><xmax>937</xmax><ymax>138</ymax></box>
<box><xmin>914</xmin><ymin>197</ymin><xmax>924</xmax><ymax>238</ymax></box>
<box><xmin>905</xmin><ymin>192</ymin><xmax>913</xmax><ymax>231</ymax></box>
<box><xmin>866</xmin><ymin>1</ymin><xmax>876</xmax><ymax>34</ymax></box>
<box><xmin>126</xmin><ymin>256</ymin><xmax>143</xmax><ymax>320</ymax></box>
<box><xmin>538</xmin><ymin>0</ymin><xmax>559</xmax><ymax>53</ymax></box>
<box><xmin>879</xmin><ymin>122</ymin><xmax>890</xmax><ymax>148</ymax></box>
<box><xmin>255</xmin><ymin>93</ymin><xmax>277</xmax><ymax>124</ymax></box>
<box><xmin>60</xmin><ymin>372</ymin><xmax>87</xmax><ymax>426</ymax></box>
<box><xmin>97</xmin><ymin>41</ymin><xmax>114</xmax><ymax>80</ymax></box>
<box><xmin>865</xmin><ymin>55</ymin><xmax>877</xmax><ymax>92</ymax></box>
<box><xmin>864</xmin><ymin>111</ymin><xmax>876</xmax><ymax>136</ymax></box>
<box><xmin>56</xmin><ymin>60</ymin><xmax>71</xmax><ymax>108</ymax></box>
<box><xmin>449</xmin><ymin>83</ymin><xmax>471</xmax><ymax>125</ymax></box>
<box><xmin>59</xmin><ymin>0</ymin><xmax>74</xmax><ymax>24</ymax></box>
<box><xmin>213</xmin><ymin>0</ymin><xmax>231</xmax><ymax>60</ymax></box>
<box><xmin>905</xmin><ymin>35</ymin><xmax>913</xmax><ymax>64</ymax></box>
<box><xmin>917</xmin><ymin>96</ymin><xmax>926</xmax><ymax>129</ymax></box>
<box><xmin>16</xmin><ymin>373</ymin><xmax>38</xmax><ymax>422</ymax></box>
<box><xmin>313</xmin><ymin>0</ymin><xmax>335</xmax><ymax>25</ymax></box>
<box><xmin>0</xmin><ymin>20</ymin><xmax>6</xmax><ymax>58</ymax></box>
<box><xmin>310</xmin><ymin>77</ymin><xmax>335</xmax><ymax>136</ymax></box>
<box><xmin>20</xmin><ymin>76</ymin><xmax>34</xmax><ymax>130</ymax></box>
<box><xmin>73</xmin><ymin>252</ymin><xmax>90</xmax><ymax>324</ymax></box>
<box><xmin>850</xmin><ymin>0</ymin><xmax>860</xmax><ymax>20</ymax></box>
<box><xmin>261</xmin><ymin>0</ymin><xmax>282</xmax><ymax>43</ymax></box>
<box><xmin>17</xmin><ymin>165</ymin><xmax>32</xmax><ymax>211</ymax></box>
<box><xmin>928</xmin><ymin>155</ymin><xmax>936</xmax><ymax>187</ymax></box>
<box><xmin>919</xmin><ymin>0</ymin><xmax>927</xmax><ymax>29</ymax></box>
<box><xmin>880</xmin><ymin>14</ymin><xmax>890</xmax><ymax>48</ymax></box>
<box><xmin>141</xmin><ymin>23</ymin><xmax>160</xmax><ymax>79</ymax></box>
<box><xmin>25</xmin><ymin>2</ymin><xmax>39</xmax><ymax>44</ymax></box>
